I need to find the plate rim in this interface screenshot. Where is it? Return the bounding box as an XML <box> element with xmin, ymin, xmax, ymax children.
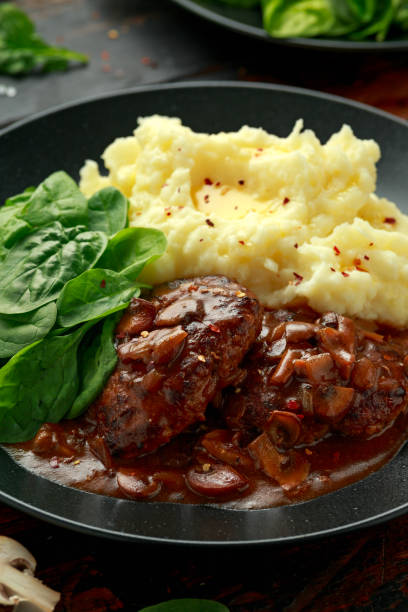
<box><xmin>1</xmin><ymin>80</ymin><xmax>408</xmax><ymax>141</ymax></box>
<box><xmin>170</xmin><ymin>0</ymin><xmax>408</xmax><ymax>51</ymax></box>
<box><xmin>2</xmin><ymin>80</ymin><xmax>408</xmax><ymax>545</ymax></box>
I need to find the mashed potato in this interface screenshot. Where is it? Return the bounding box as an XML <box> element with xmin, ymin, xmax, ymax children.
<box><xmin>80</xmin><ymin>116</ymin><xmax>408</xmax><ymax>327</ymax></box>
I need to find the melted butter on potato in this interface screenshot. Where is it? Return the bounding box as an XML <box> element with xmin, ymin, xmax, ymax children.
<box><xmin>80</xmin><ymin>115</ymin><xmax>408</xmax><ymax>327</ymax></box>
<box><xmin>194</xmin><ymin>183</ymin><xmax>271</xmax><ymax>220</ymax></box>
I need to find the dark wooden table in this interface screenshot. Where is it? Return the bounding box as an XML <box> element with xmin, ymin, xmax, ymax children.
<box><xmin>2</xmin><ymin>1</ymin><xmax>408</xmax><ymax>610</ymax></box>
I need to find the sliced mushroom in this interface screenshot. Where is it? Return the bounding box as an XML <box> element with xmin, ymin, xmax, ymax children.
<box><xmin>186</xmin><ymin>464</ymin><xmax>249</xmax><ymax>497</ymax></box>
<box><xmin>317</xmin><ymin>315</ymin><xmax>355</xmax><ymax>379</ymax></box>
<box><xmin>269</xmin><ymin>349</ymin><xmax>302</xmax><ymax>385</ymax></box>
<box><xmin>118</xmin><ymin>326</ymin><xmax>187</xmax><ymax>365</ymax></box>
<box><xmin>294</xmin><ymin>353</ymin><xmax>334</xmax><ymax>384</ymax></box>
<box><xmin>0</xmin><ymin>536</ymin><xmax>60</xmax><ymax>611</ymax></box>
<box><xmin>199</xmin><ymin>430</ymin><xmax>253</xmax><ymax>469</ymax></box>
<box><xmin>115</xmin><ymin>298</ymin><xmax>157</xmax><ymax>338</ymax></box>
<box><xmin>285</xmin><ymin>322</ymin><xmax>317</xmax><ymax>343</ymax></box>
<box><xmin>248</xmin><ymin>433</ymin><xmax>310</xmax><ymax>491</ymax></box>
<box><xmin>351</xmin><ymin>357</ymin><xmax>377</xmax><ymax>390</ymax></box>
<box><xmin>117</xmin><ymin>469</ymin><xmax>162</xmax><ymax>499</ymax></box>
<box><xmin>265</xmin><ymin>411</ymin><xmax>302</xmax><ymax>449</ymax></box>
<box><xmin>313</xmin><ymin>385</ymin><xmax>354</xmax><ymax>423</ymax></box>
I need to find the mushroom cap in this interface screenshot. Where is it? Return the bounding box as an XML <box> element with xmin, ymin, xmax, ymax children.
<box><xmin>0</xmin><ymin>537</ymin><xmax>36</xmax><ymax>574</ymax></box>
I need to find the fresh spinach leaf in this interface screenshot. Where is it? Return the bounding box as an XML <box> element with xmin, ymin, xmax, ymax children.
<box><xmin>87</xmin><ymin>187</ymin><xmax>128</xmax><ymax>236</ymax></box>
<box><xmin>56</xmin><ymin>268</ymin><xmax>139</xmax><ymax>328</ymax></box>
<box><xmin>0</xmin><ymin>3</ymin><xmax>88</xmax><ymax>75</ymax></box>
<box><xmin>4</xmin><ymin>186</ymin><xmax>35</xmax><ymax>208</ymax></box>
<box><xmin>139</xmin><ymin>600</ymin><xmax>229</xmax><ymax>612</ymax></box>
<box><xmin>97</xmin><ymin>227</ymin><xmax>167</xmax><ymax>280</ymax></box>
<box><xmin>0</xmin><ymin>222</ymin><xmax>107</xmax><ymax>314</ymax></box>
<box><xmin>262</xmin><ymin>0</ymin><xmax>335</xmax><ymax>38</ymax></box>
<box><xmin>67</xmin><ymin>313</ymin><xmax>120</xmax><ymax>419</ymax></box>
<box><xmin>0</xmin><ymin>203</ymin><xmax>31</xmax><ymax>253</ymax></box>
<box><xmin>20</xmin><ymin>171</ymin><xmax>88</xmax><ymax>228</ymax></box>
<box><xmin>0</xmin><ymin>320</ymin><xmax>94</xmax><ymax>443</ymax></box>
<box><xmin>395</xmin><ymin>1</ymin><xmax>408</xmax><ymax>30</ymax></box>
<box><xmin>0</xmin><ymin>302</ymin><xmax>57</xmax><ymax>358</ymax></box>
<box><xmin>347</xmin><ymin>0</ymin><xmax>393</xmax><ymax>40</ymax></box>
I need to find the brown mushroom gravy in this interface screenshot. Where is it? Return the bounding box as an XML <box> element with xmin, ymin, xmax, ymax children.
<box><xmin>6</xmin><ymin>276</ymin><xmax>408</xmax><ymax>509</ymax></box>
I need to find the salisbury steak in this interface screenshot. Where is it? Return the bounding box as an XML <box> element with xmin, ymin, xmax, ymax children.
<box><xmin>93</xmin><ymin>276</ymin><xmax>262</xmax><ymax>458</ymax></box>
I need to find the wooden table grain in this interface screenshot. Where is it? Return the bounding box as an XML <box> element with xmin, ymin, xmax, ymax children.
<box><xmin>2</xmin><ymin>1</ymin><xmax>408</xmax><ymax>610</ymax></box>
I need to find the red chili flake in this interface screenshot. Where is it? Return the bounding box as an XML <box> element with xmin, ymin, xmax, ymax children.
<box><xmin>238</xmin><ymin>180</ymin><xmax>245</xmax><ymax>185</ymax></box>
<box><xmin>356</xmin><ymin>266</ymin><xmax>368</xmax><ymax>273</ymax></box>
<box><xmin>101</xmin><ymin>50</ymin><xmax>110</xmax><ymax>61</ymax></box>
<box><xmin>384</xmin><ymin>217</ymin><xmax>396</xmax><ymax>224</ymax></box>
<box><xmin>330</xmin><ymin>267</ymin><xmax>335</xmax><ymax>272</ymax></box>
<box><xmin>341</xmin><ymin>271</ymin><xmax>350</xmax><ymax>277</ymax></box>
<box><xmin>369</xmin><ymin>242</ymin><xmax>374</xmax><ymax>246</ymax></box>
<box><xmin>333</xmin><ymin>451</ymin><xmax>340</xmax><ymax>463</ymax></box>
<box><xmin>166</xmin><ymin>212</ymin><xmax>172</xmax><ymax>216</ymax></box>
<box><xmin>294</xmin><ymin>243</ymin><xmax>298</xmax><ymax>249</ymax></box>
<box><xmin>204</xmin><ymin>194</ymin><xmax>210</xmax><ymax>203</ymax></box>
<box><xmin>100</xmin><ymin>279</ymin><xmax>106</xmax><ymax>289</ymax></box>
<box><xmin>50</xmin><ymin>457</ymin><xmax>59</xmax><ymax>469</ymax></box>
<box><xmin>283</xmin><ymin>197</ymin><xmax>290</xmax><ymax>205</ymax></box>
<box><xmin>287</xmin><ymin>399</ymin><xmax>300</xmax><ymax>411</ymax></box>
<box><xmin>293</xmin><ymin>272</ymin><xmax>303</xmax><ymax>285</ymax></box>
<box><xmin>204</xmin><ymin>177</ymin><xmax>213</xmax><ymax>185</ymax></box>
<box><xmin>257</xmin><ymin>148</ymin><xmax>263</xmax><ymax>152</ymax></box>
<box><xmin>297</xmin><ymin>414</ymin><xmax>305</xmax><ymax>420</ymax></box>
<box><xmin>205</xmin><ymin>219</ymin><xmax>214</xmax><ymax>227</ymax></box>
<box><xmin>353</xmin><ymin>258</ymin><xmax>361</xmax><ymax>266</ymax></box>
<box><xmin>199</xmin><ymin>238</ymin><xmax>204</xmax><ymax>242</ymax></box>
<box><xmin>215</xmin><ymin>181</ymin><xmax>221</xmax><ymax>187</ymax></box>
<box><xmin>333</xmin><ymin>245</ymin><xmax>341</xmax><ymax>256</ymax></box>
<box><xmin>209</xmin><ymin>324</ymin><xmax>221</xmax><ymax>333</ymax></box>
<box><xmin>238</xmin><ymin>240</ymin><xmax>245</xmax><ymax>245</ymax></box>
<box><xmin>364</xmin><ymin>255</ymin><xmax>370</xmax><ymax>260</ymax></box>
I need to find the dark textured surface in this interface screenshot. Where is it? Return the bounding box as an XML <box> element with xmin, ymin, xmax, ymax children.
<box><xmin>2</xmin><ymin>1</ymin><xmax>408</xmax><ymax>610</ymax></box>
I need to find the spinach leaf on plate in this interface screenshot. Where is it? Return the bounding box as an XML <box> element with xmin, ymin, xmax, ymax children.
<box><xmin>56</xmin><ymin>268</ymin><xmax>139</xmax><ymax>328</ymax></box>
<box><xmin>4</xmin><ymin>186</ymin><xmax>35</xmax><ymax>208</ymax></box>
<box><xmin>87</xmin><ymin>187</ymin><xmax>128</xmax><ymax>236</ymax></box>
<box><xmin>98</xmin><ymin>227</ymin><xmax>167</xmax><ymax>281</ymax></box>
<box><xmin>0</xmin><ymin>302</ymin><xmax>57</xmax><ymax>358</ymax></box>
<box><xmin>0</xmin><ymin>319</ymin><xmax>94</xmax><ymax>443</ymax></box>
<box><xmin>67</xmin><ymin>313</ymin><xmax>120</xmax><ymax>419</ymax></box>
<box><xmin>262</xmin><ymin>0</ymin><xmax>336</xmax><ymax>38</ymax></box>
<box><xmin>0</xmin><ymin>222</ymin><xmax>107</xmax><ymax>314</ymax></box>
<box><xmin>0</xmin><ymin>203</ymin><xmax>31</xmax><ymax>254</ymax></box>
<box><xmin>0</xmin><ymin>3</ymin><xmax>88</xmax><ymax>75</ymax></box>
<box><xmin>20</xmin><ymin>171</ymin><xmax>88</xmax><ymax>228</ymax></box>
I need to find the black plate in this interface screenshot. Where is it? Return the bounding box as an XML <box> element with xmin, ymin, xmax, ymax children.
<box><xmin>1</xmin><ymin>82</ymin><xmax>408</xmax><ymax>545</ymax></box>
<box><xmin>171</xmin><ymin>0</ymin><xmax>408</xmax><ymax>51</ymax></box>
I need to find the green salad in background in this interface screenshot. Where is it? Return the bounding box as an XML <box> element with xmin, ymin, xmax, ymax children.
<box><xmin>216</xmin><ymin>0</ymin><xmax>408</xmax><ymax>41</ymax></box>
<box><xmin>0</xmin><ymin>172</ymin><xmax>166</xmax><ymax>443</ymax></box>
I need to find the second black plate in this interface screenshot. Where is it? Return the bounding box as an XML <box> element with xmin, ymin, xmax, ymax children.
<box><xmin>171</xmin><ymin>0</ymin><xmax>408</xmax><ymax>51</ymax></box>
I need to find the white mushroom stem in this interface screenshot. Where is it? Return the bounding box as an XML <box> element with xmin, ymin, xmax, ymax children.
<box><xmin>0</xmin><ymin>537</ymin><xmax>60</xmax><ymax>611</ymax></box>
